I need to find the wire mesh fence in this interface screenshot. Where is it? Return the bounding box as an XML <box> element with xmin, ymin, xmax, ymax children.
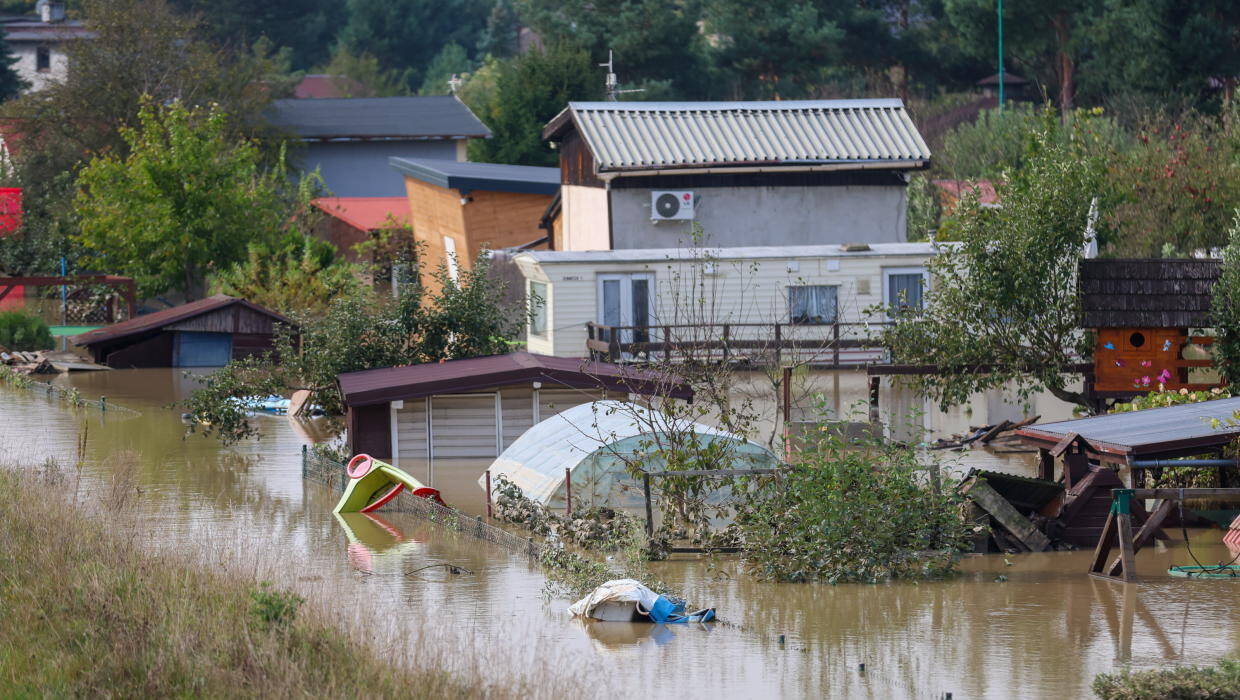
<box><xmin>301</xmin><ymin>447</ymin><xmax>544</xmax><ymax>560</ymax></box>
<box><xmin>0</xmin><ymin>367</ymin><xmax>141</xmax><ymax>416</ymax></box>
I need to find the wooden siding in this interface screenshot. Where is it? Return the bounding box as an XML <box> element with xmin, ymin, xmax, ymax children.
<box><xmin>311</xmin><ymin>216</ymin><xmax>370</xmax><ymax>263</ymax></box>
<box><xmin>560</xmin><ymin>130</ymin><xmax>603</xmax><ymax>188</ymax></box>
<box><xmin>101</xmin><ymin>332</ymin><xmax>173</xmax><ymax>368</ymax></box>
<box><xmin>348</xmin><ymin>404</ymin><xmax>391</xmax><ymax>459</ymax></box>
<box><xmin>404</xmin><ymin>175</ymin><xmax>552</xmax><ymax>295</ymax></box>
<box><xmin>515</xmin><ymin>251</ymin><xmax>935</xmax><ymax>357</ymax></box>
<box><xmin>164</xmin><ymin>305</ymin><xmax>282</xmax><ymax>335</ymax></box>
<box><xmin>1080</xmin><ymin>259</ymin><xmax>1220</xmax><ymax>329</ymax></box>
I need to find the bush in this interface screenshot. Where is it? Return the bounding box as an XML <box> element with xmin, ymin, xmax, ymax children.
<box><xmin>0</xmin><ymin>310</ymin><xmax>53</xmax><ymax>351</ymax></box>
<box><xmin>1092</xmin><ymin>660</ymin><xmax>1240</xmax><ymax>699</ymax></box>
<box><xmin>736</xmin><ymin>426</ymin><xmax>970</xmax><ymax>583</ymax></box>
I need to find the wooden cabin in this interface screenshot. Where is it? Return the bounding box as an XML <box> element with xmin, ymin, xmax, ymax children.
<box><xmin>69</xmin><ymin>295</ymin><xmax>293</xmax><ymax>368</ymax></box>
<box><xmin>1080</xmin><ymin>259</ymin><xmax>1221</xmax><ymax>398</ymax></box>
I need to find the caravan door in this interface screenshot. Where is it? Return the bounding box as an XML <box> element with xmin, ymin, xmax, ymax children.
<box><xmin>597</xmin><ymin>273</ymin><xmax>654</xmax><ymax>355</ymax></box>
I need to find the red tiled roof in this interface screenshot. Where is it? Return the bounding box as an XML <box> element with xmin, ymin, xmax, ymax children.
<box><xmin>69</xmin><ymin>295</ymin><xmax>293</xmax><ymax>347</ymax></box>
<box><xmin>312</xmin><ymin>197</ymin><xmax>410</xmax><ymax>232</ymax></box>
<box><xmin>294</xmin><ymin>74</ymin><xmax>366</xmax><ymax>99</ymax></box>
<box><xmin>337</xmin><ymin>352</ymin><xmax>694</xmax><ymax>406</ymax></box>
<box><xmin>933</xmin><ymin>179</ymin><xmax>999</xmax><ymax>206</ymax></box>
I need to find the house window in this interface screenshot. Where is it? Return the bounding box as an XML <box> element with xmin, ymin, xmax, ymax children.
<box><xmin>35</xmin><ymin>46</ymin><xmax>50</xmax><ymax>72</ymax></box>
<box><xmin>884</xmin><ymin>267</ymin><xmax>928</xmax><ymax>316</ymax></box>
<box><xmin>529</xmin><ymin>281</ymin><xmax>547</xmax><ymax>336</ymax></box>
<box><xmin>788</xmin><ymin>285</ymin><xmax>838</xmax><ymax>325</ymax></box>
<box><xmin>443</xmin><ymin>236</ymin><xmax>459</xmax><ymax>282</ymax></box>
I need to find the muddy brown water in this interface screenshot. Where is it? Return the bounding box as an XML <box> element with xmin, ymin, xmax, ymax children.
<box><xmin>3</xmin><ymin>368</ymin><xmax>1239</xmax><ymax>699</ymax></box>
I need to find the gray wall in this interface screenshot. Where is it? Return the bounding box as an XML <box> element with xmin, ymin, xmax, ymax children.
<box><xmin>609</xmin><ymin>185</ymin><xmax>908</xmax><ymax>248</ymax></box>
<box><xmin>299</xmin><ymin>140</ymin><xmax>460</xmax><ymax>197</ymax></box>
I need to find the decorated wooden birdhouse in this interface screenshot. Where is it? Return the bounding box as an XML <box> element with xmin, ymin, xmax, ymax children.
<box><xmin>1079</xmin><ymin>259</ymin><xmax>1221</xmax><ymax>397</ymax></box>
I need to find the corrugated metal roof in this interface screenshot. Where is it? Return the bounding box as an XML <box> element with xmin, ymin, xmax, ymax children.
<box><xmin>520</xmin><ymin>242</ymin><xmax>940</xmax><ymax>265</ymax></box>
<box><xmin>389</xmin><ymin>157</ymin><xmax>559</xmax><ymax>195</ymax></box>
<box><xmin>267</xmin><ymin>96</ymin><xmax>491</xmax><ymax>141</ymax></box>
<box><xmin>69</xmin><ymin>295</ymin><xmax>293</xmax><ymax>347</ymax></box>
<box><xmin>1016</xmin><ymin>396</ymin><xmax>1240</xmax><ymax>456</ymax></box>
<box><xmin>337</xmin><ymin>352</ymin><xmax>693</xmax><ymax>407</ymax></box>
<box><xmin>546</xmin><ymin>99</ymin><xmax>930</xmax><ymax>172</ymax></box>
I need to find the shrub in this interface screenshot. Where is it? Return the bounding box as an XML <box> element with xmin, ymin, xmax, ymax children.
<box><xmin>1092</xmin><ymin>659</ymin><xmax>1240</xmax><ymax>699</ymax></box>
<box><xmin>735</xmin><ymin>426</ymin><xmax>971</xmax><ymax>583</ymax></box>
<box><xmin>249</xmin><ymin>581</ymin><xmax>303</xmax><ymax>629</ymax></box>
<box><xmin>0</xmin><ymin>310</ymin><xmax>53</xmax><ymax>351</ymax></box>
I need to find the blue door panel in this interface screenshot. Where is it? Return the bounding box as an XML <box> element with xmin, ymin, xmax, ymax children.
<box><xmin>174</xmin><ymin>332</ymin><xmax>232</xmax><ymax>367</ymax></box>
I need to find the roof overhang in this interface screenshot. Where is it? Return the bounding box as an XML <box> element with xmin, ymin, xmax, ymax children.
<box><xmin>390</xmin><ymin>158</ymin><xmax>559</xmax><ymax>196</ymax></box>
<box><xmin>596</xmin><ymin>159</ymin><xmax>927</xmax><ymax>180</ymax></box>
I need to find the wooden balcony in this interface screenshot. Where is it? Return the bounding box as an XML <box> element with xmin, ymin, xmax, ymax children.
<box><xmin>585</xmin><ymin>321</ymin><xmax>889</xmax><ymax>367</ymax></box>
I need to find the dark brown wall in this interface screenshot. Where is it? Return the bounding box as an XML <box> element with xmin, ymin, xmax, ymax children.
<box><xmin>232</xmin><ymin>333</ymin><xmax>276</xmax><ymax>360</ymax></box>
<box><xmin>165</xmin><ymin>305</ymin><xmax>282</xmax><ymax>335</ymax></box>
<box><xmin>102</xmin><ymin>332</ymin><xmax>174</xmax><ymax>368</ymax></box>
<box><xmin>560</xmin><ymin>130</ymin><xmax>603</xmax><ymax>187</ymax></box>
<box><xmin>348</xmin><ymin>404</ymin><xmax>392</xmax><ymax>459</ymax></box>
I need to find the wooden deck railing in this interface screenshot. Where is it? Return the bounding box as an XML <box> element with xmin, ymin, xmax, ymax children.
<box><xmin>585</xmin><ymin>321</ymin><xmax>889</xmax><ymax>367</ymax></box>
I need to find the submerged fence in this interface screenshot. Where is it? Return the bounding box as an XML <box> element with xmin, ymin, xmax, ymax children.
<box><xmin>0</xmin><ymin>367</ymin><xmax>140</xmax><ymax>416</ymax></box>
<box><xmin>301</xmin><ymin>447</ymin><xmax>544</xmax><ymax>560</ymax></box>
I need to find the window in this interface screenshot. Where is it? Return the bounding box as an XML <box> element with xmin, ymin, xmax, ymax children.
<box><xmin>443</xmin><ymin>236</ymin><xmax>459</xmax><ymax>282</ymax></box>
<box><xmin>788</xmin><ymin>285</ymin><xmax>838</xmax><ymax>325</ymax></box>
<box><xmin>529</xmin><ymin>281</ymin><xmax>547</xmax><ymax>336</ymax></box>
<box><xmin>35</xmin><ymin>46</ymin><xmax>50</xmax><ymax>72</ymax></box>
<box><xmin>597</xmin><ymin>273</ymin><xmax>654</xmax><ymax>347</ymax></box>
<box><xmin>884</xmin><ymin>267</ymin><xmax>928</xmax><ymax>316</ymax></box>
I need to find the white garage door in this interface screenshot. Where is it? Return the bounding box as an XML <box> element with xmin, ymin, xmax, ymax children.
<box><xmin>431</xmin><ymin>394</ymin><xmax>500</xmax><ymax>459</ymax></box>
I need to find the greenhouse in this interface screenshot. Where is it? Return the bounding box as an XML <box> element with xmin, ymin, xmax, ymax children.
<box><xmin>482</xmin><ymin>400</ymin><xmax>780</xmax><ymax>510</ymax></box>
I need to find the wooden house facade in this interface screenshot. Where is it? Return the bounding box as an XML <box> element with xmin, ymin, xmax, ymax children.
<box><xmin>1080</xmin><ymin>259</ymin><xmax>1221</xmax><ymax>397</ymax></box>
<box><xmin>70</xmin><ymin>295</ymin><xmax>293</xmax><ymax>368</ymax></box>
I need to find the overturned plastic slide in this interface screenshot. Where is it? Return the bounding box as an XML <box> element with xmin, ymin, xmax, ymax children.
<box><xmin>333</xmin><ymin>454</ymin><xmax>446</xmax><ymax>513</ymax></box>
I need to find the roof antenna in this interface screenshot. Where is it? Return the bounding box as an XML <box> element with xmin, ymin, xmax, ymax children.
<box><xmin>599</xmin><ymin>50</ymin><xmax>643</xmax><ymax>101</ymax></box>
<box><xmin>447</xmin><ymin>73</ymin><xmax>463</xmax><ymax>94</ymax></box>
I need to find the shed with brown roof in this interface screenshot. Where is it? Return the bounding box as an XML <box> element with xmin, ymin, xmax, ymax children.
<box><xmin>338</xmin><ymin>352</ymin><xmax>693</xmax><ymax>490</ymax></box>
<box><xmin>69</xmin><ymin>295</ymin><xmax>293</xmax><ymax>368</ymax></box>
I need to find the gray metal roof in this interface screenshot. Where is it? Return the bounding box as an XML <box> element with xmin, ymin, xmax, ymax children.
<box><xmin>267</xmin><ymin>96</ymin><xmax>490</xmax><ymax>141</ymax></box>
<box><xmin>520</xmin><ymin>242</ymin><xmax>939</xmax><ymax>265</ymax></box>
<box><xmin>544</xmin><ymin>99</ymin><xmax>930</xmax><ymax>172</ymax></box>
<box><xmin>1016</xmin><ymin>396</ymin><xmax>1240</xmax><ymax>457</ymax></box>
<box><xmin>389</xmin><ymin>157</ymin><xmax>559</xmax><ymax>195</ymax></box>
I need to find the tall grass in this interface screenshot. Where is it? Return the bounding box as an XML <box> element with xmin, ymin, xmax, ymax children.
<box><xmin>0</xmin><ymin>467</ymin><xmax>499</xmax><ymax>698</ymax></box>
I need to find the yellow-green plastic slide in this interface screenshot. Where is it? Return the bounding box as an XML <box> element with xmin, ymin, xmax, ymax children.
<box><xmin>333</xmin><ymin>454</ymin><xmax>446</xmax><ymax>513</ymax></box>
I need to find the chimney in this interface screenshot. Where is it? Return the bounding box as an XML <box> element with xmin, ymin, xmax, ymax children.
<box><xmin>37</xmin><ymin>0</ymin><xmax>66</xmax><ymax>23</ymax></box>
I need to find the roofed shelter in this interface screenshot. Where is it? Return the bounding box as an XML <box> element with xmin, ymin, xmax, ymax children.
<box><xmin>310</xmin><ymin>197</ymin><xmax>410</xmax><ymax>263</ymax></box>
<box><xmin>389</xmin><ymin>157</ymin><xmax>559</xmax><ymax>293</ymax></box>
<box><xmin>542</xmin><ymin>99</ymin><xmax>932</xmax><ymax>251</ymax></box>
<box><xmin>1080</xmin><ymin>259</ymin><xmax>1221</xmax><ymax>396</ymax></box>
<box><xmin>337</xmin><ymin>352</ymin><xmax>692</xmax><ymax>503</ymax></box>
<box><xmin>70</xmin><ymin>295</ymin><xmax>293</xmax><ymax>368</ymax></box>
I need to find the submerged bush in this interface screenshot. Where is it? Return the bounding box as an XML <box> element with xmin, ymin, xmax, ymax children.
<box><xmin>736</xmin><ymin>428</ymin><xmax>970</xmax><ymax>583</ymax></box>
<box><xmin>1092</xmin><ymin>659</ymin><xmax>1240</xmax><ymax>699</ymax></box>
<box><xmin>0</xmin><ymin>310</ymin><xmax>53</xmax><ymax>351</ymax></box>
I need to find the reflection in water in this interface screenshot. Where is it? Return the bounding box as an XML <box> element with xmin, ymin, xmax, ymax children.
<box><xmin>2</xmin><ymin>368</ymin><xmax>1239</xmax><ymax>699</ymax></box>
<box><xmin>581</xmin><ymin>620</ymin><xmax>698</xmax><ymax>650</ymax></box>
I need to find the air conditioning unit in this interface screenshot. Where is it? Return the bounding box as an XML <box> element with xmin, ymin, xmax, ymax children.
<box><xmin>651</xmin><ymin>191</ymin><xmax>695</xmax><ymax>221</ymax></box>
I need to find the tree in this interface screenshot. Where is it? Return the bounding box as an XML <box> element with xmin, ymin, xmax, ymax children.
<box><xmin>169</xmin><ymin>0</ymin><xmax>345</xmax><ymax>70</ymax></box>
<box><xmin>313</xmin><ymin>47</ymin><xmax>411</xmax><ymax>98</ymax></box>
<box><xmin>880</xmin><ymin>108</ymin><xmax>1110</xmax><ymax>410</ymax></box>
<box><xmin>463</xmin><ymin>45</ymin><xmax>601</xmax><ymax>166</ymax></box>
<box><xmin>210</xmin><ymin>235</ymin><xmax>365</xmax><ymax>317</ymax></box>
<box><xmin>1212</xmin><ymin>212</ymin><xmax>1240</xmax><ymax>390</ymax></box>
<box><xmin>476</xmin><ymin>0</ymin><xmax>520</xmax><ymax>59</ymax></box>
<box><xmin>702</xmin><ymin>0</ymin><xmax>845</xmax><ymax>98</ymax></box>
<box><xmin>418</xmin><ymin>43</ymin><xmax>474</xmax><ymax>96</ymax></box>
<box><xmin>0</xmin><ymin>25</ymin><xmax>27</xmax><ymax>101</ymax></box>
<box><xmin>186</xmin><ymin>253</ymin><xmax>523</xmax><ymax>443</ymax></box>
<box><xmin>74</xmin><ymin>99</ymin><xmax>288</xmax><ymax>299</ymax></box>
<box><xmin>336</xmin><ymin>0</ymin><xmax>492</xmax><ymax>91</ymax></box>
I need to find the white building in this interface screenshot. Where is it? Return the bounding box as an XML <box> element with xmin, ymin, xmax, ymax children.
<box><xmin>2</xmin><ymin>1</ymin><xmax>88</xmax><ymax>93</ymax></box>
<box><xmin>514</xmin><ymin>242</ymin><xmax>937</xmax><ymax>363</ymax></box>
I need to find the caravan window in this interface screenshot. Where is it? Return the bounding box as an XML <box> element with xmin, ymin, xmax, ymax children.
<box><xmin>788</xmin><ymin>285</ymin><xmax>837</xmax><ymax>325</ymax></box>
<box><xmin>884</xmin><ymin>267</ymin><xmax>928</xmax><ymax>316</ymax></box>
<box><xmin>529</xmin><ymin>281</ymin><xmax>547</xmax><ymax>336</ymax></box>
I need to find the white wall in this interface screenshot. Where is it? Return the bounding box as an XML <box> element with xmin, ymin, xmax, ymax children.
<box><xmin>516</xmin><ymin>249</ymin><xmax>935</xmax><ymax>358</ymax></box>
<box><xmin>561</xmin><ymin>184</ymin><xmax>610</xmax><ymax>250</ymax></box>
<box><xmin>11</xmin><ymin>42</ymin><xmax>68</xmax><ymax>92</ymax></box>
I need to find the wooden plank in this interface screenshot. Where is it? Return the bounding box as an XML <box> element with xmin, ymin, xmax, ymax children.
<box><xmin>1106</xmin><ymin>499</ymin><xmax>1173</xmax><ymax>577</ymax></box>
<box><xmin>1038</xmin><ymin>449</ymin><xmax>1055</xmax><ymax>481</ymax></box>
<box><xmin>978</xmin><ymin>419</ymin><xmax>1014</xmax><ymax>445</ymax></box>
<box><xmin>1117</xmin><ymin>513</ymin><xmax>1137</xmax><ymax>582</ymax></box>
<box><xmin>1049</xmin><ymin>431</ymin><xmax>1080</xmax><ymax>458</ymax></box>
<box><xmin>1088</xmin><ymin>510</ymin><xmax>1118</xmax><ymax>574</ymax></box>
<box><xmin>962</xmin><ymin>478</ymin><xmax>1051</xmax><ymax>552</ymax></box>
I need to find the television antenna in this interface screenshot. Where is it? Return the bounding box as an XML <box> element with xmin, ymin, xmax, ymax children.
<box><xmin>599</xmin><ymin>50</ymin><xmax>644</xmax><ymax>101</ymax></box>
<box><xmin>447</xmin><ymin>73</ymin><xmax>463</xmax><ymax>94</ymax></box>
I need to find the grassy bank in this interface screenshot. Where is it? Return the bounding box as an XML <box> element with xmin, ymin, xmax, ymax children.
<box><xmin>0</xmin><ymin>469</ymin><xmax>483</xmax><ymax>698</ymax></box>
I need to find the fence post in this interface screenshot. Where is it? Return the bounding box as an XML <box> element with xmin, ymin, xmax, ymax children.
<box><xmin>774</xmin><ymin>323</ymin><xmax>782</xmax><ymax>367</ymax></box>
<box><xmin>782</xmin><ymin>366</ymin><xmax>792</xmax><ymax>461</ymax></box>
<box><xmin>643</xmin><ymin>472</ymin><xmax>654</xmax><ymax>542</ymax></box>
<box><xmin>833</xmin><ymin>322</ymin><xmax>841</xmax><ymax>367</ymax></box>
<box><xmin>301</xmin><ymin>444</ymin><xmax>307</xmax><ymax>480</ymax></box>
<box><xmin>663</xmin><ymin>325</ymin><xmax>671</xmax><ymax>362</ymax></box>
<box><xmin>722</xmin><ymin>324</ymin><xmax>730</xmax><ymax>361</ymax></box>
<box><xmin>565</xmin><ymin>467</ymin><xmax>572</xmax><ymax>517</ymax></box>
<box><xmin>485</xmin><ymin>470</ymin><xmax>493</xmax><ymax>518</ymax></box>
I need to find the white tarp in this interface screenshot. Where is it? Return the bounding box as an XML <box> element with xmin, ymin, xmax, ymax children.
<box><xmin>568</xmin><ymin>578</ymin><xmax>660</xmax><ymax>620</ymax></box>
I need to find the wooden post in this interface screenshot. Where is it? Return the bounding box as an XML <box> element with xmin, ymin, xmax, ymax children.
<box><xmin>1038</xmin><ymin>449</ymin><xmax>1054</xmax><ymax>481</ymax></box>
<box><xmin>485</xmin><ymin>470</ymin><xmax>493</xmax><ymax>518</ymax></box>
<box><xmin>1106</xmin><ymin>498</ymin><xmax>1172</xmax><ymax>576</ymax></box>
<box><xmin>1088</xmin><ymin>510</ymin><xmax>1118</xmax><ymax>576</ymax></box>
<box><xmin>1090</xmin><ymin>489</ymin><xmax>1138</xmax><ymax>582</ymax></box>
<box><xmin>868</xmin><ymin>376</ymin><xmax>880</xmax><ymax>424</ymax></box>
<box><xmin>643</xmin><ymin>472</ymin><xmax>654</xmax><ymax>541</ymax></box>
<box><xmin>663</xmin><ymin>325</ymin><xmax>671</xmax><ymax>362</ymax></box>
<box><xmin>782</xmin><ymin>365</ymin><xmax>792</xmax><ymax>461</ymax></box>
<box><xmin>774</xmin><ymin>323</ymin><xmax>782</xmax><ymax>367</ymax></box>
<box><xmin>721</xmin><ymin>324</ymin><xmax>730</xmax><ymax>361</ymax></box>
<box><xmin>565</xmin><ymin>467</ymin><xmax>572</xmax><ymax>517</ymax></box>
<box><xmin>832</xmin><ymin>322</ymin><xmax>840</xmax><ymax>367</ymax></box>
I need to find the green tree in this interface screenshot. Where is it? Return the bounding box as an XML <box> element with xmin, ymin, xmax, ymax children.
<box><xmin>476</xmin><ymin>0</ymin><xmax>519</xmax><ymax>59</ymax></box>
<box><xmin>210</xmin><ymin>234</ymin><xmax>365</xmax><ymax>317</ymax></box>
<box><xmin>880</xmin><ymin>108</ymin><xmax>1110</xmax><ymax>410</ymax></box>
<box><xmin>0</xmin><ymin>24</ymin><xmax>27</xmax><ymax>101</ymax></box>
<box><xmin>702</xmin><ymin>0</ymin><xmax>845</xmax><ymax>98</ymax></box>
<box><xmin>337</xmin><ymin>0</ymin><xmax>492</xmax><ymax>90</ymax></box>
<box><xmin>418</xmin><ymin>43</ymin><xmax>474</xmax><ymax>96</ymax></box>
<box><xmin>186</xmin><ymin>253</ymin><xmax>523</xmax><ymax>442</ymax></box>
<box><xmin>313</xmin><ymin>47</ymin><xmax>411</xmax><ymax>98</ymax></box>
<box><xmin>169</xmin><ymin>0</ymin><xmax>345</xmax><ymax>70</ymax></box>
<box><xmin>463</xmin><ymin>45</ymin><xmax>601</xmax><ymax>166</ymax></box>
<box><xmin>74</xmin><ymin>99</ymin><xmax>287</xmax><ymax>299</ymax></box>
<box><xmin>1212</xmin><ymin>212</ymin><xmax>1240</xmax><ymax>390</ymax></box>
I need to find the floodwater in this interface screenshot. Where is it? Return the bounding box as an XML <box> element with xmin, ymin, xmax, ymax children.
<box><xmin>3</xmin><ymin>368</ymin><xmax>1239</xmax><ymax>699</ymax></box>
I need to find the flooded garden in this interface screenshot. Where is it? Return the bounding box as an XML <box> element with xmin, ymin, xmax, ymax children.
<box><xmin>4</xmin><ymin>368</ymin><xmax>1238</xmax><ymax>699</ymax></box>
